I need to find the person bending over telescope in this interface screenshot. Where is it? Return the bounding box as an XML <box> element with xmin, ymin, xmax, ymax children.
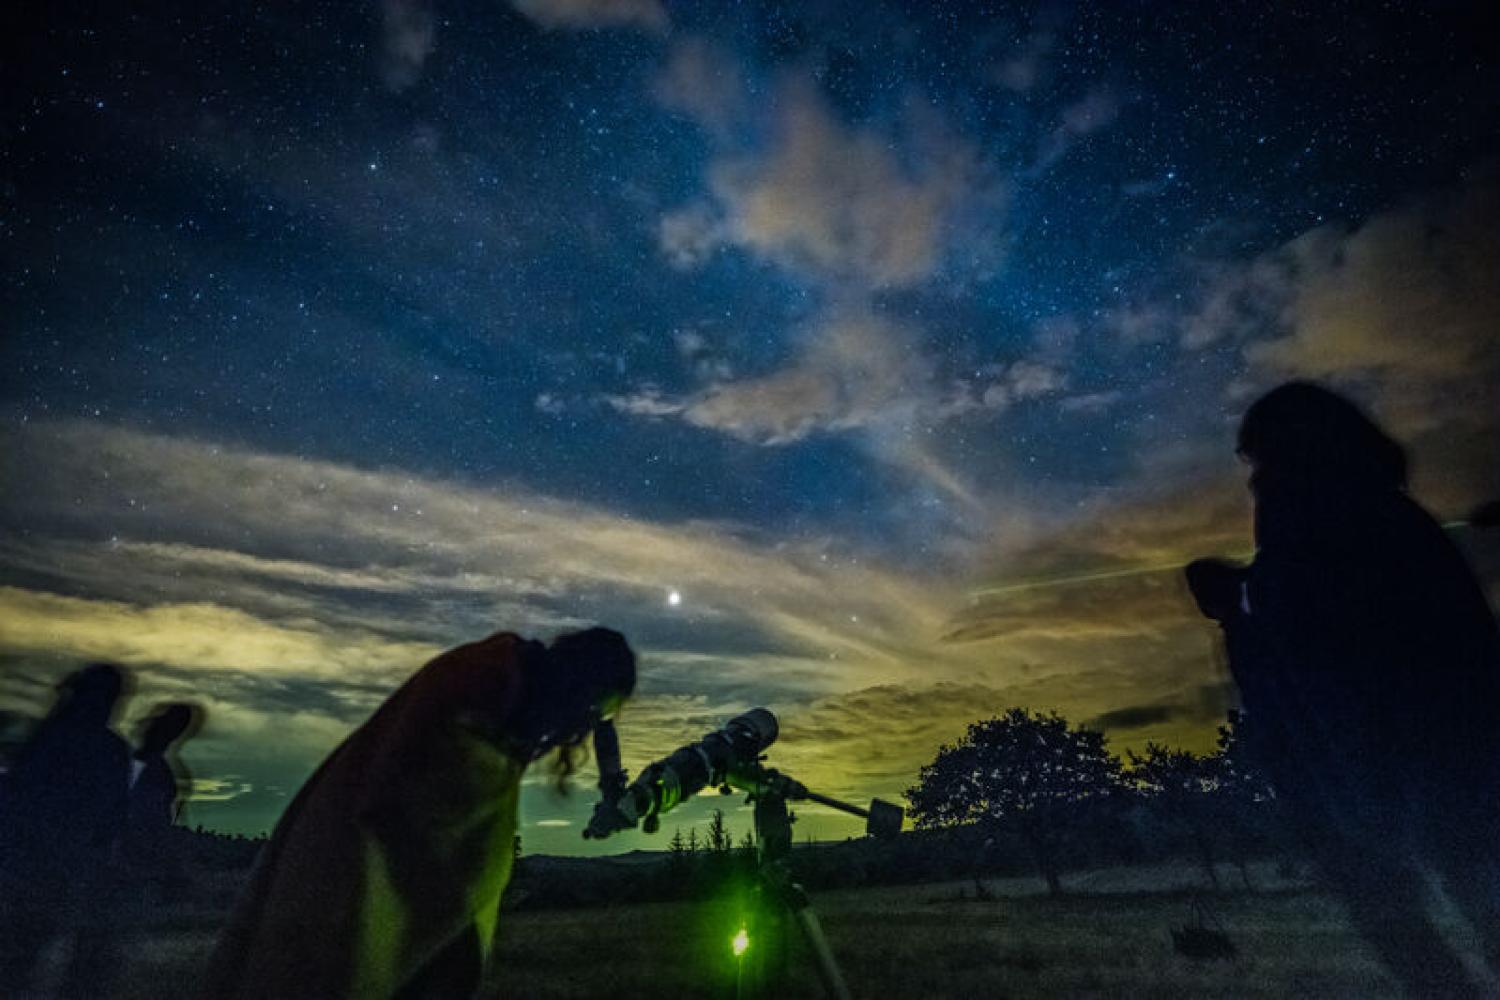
<box><xmin>200</xmin><ymin>628</ymin><xmax>635</xmax><ymax>1000</ymax></box>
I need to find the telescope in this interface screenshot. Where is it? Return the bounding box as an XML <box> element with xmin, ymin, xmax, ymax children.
<box><xmin>584</xmin><ymin>708</ymin><xmax>903</xmax><ymax>1000</ymax></box>
<box><xmin>583</xmin><ymin>708</ymin><xmax>902</xmax><ymax>840</ymax></box>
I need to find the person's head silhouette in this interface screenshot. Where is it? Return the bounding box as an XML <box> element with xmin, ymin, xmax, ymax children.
<box><xmin>1237</xmin><ymin>381</ymin><xmax>1406</xmax><ymax>497</ymax></box>
<box><xmin>55</xmin><ymin>662</ymin><xmax>128</xmax><ymax>728</ymax></box>
<box><xmin>136</xmin><ymin>702</ymin><xmax>202</xmax><ymax>759</ymax></box>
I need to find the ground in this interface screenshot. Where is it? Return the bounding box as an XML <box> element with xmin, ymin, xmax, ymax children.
<box><xmin>114</xmin><ymin>862</ymin><xmax>1490</xmax><ymax>998</ymax></box>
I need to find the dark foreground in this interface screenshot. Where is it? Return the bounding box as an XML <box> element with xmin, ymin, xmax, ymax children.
<box><xmin>112</xmin><ymin>863</ymin><xmax>1488</xmax><ymax>998</ymax></box>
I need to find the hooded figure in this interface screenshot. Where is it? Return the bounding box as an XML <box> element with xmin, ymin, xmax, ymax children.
<box><xmin>1188</xmin><ymin>382</ymin><xmax>1500</xmax><ymax>997</ymax></box>
<box><xmin>201</xmin><ymin>628</ymin><xmax>635</xmax><ymax>1000</ymax></box>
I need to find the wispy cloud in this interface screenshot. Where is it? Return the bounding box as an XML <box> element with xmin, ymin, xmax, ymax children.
<box><xmin>1242</xmin><ymin>167</ymin><xmax>1500</xmax><ymax>440</ymax></box>
<box><xmin>0</xmin><ymin>420</ymin><xmax>964</xmax><ymax>684</ymax></box>
<box><xmin>189</xmin><ymin>777</ymin><xmax>257</xmax><ymax>802</ymax></box>
<box><xmin>1030</xmin><ymin>88</ymin><xmax>1120</xmax><ymax>175</ymax></box>
<box><xmin>0</xmin><ymin>417</ymin><xmax>1280</xmax><ymax>826</ymax></box>
<box><xmin>652</xmin><ymin>37</ymin><xmax>746</xmax><ymax>137</ymax></box>
<box><xmin>0</xmin><ymin>586</ymin><xmax>443</xmax><ymax>680</ymax></box>
<box><xmin>666</xmin><ymin>78</ymin><xmax>984</xmax><ymax>290</ymax></box>
<box><xmin>1097</xmin><ymin>167</ymin><xmax>1500</xmax><ymax>512</ymax></box>
<box><xmin>378</xmin><ymin>0</ymin><xmax>436</xmax><ymax>91</ymax></box>
<box><xmin>636</xmin><ymin>69</ymin><xmax>1026</xmax><ymax>508</ymax></box>
<box><xmin>990</xmin><ymin>10</ymin><xmax>1062</xmax><ymax>93</ymax></box>
<box><xmin>509</xmin><ymin>0</ymin><xmax>668</xmax><ymax>34</ymax></box>
<box><xmin>606</xmin><ymin>311</ymin><xmax>1066</xmax><ymax>454</ymax></box>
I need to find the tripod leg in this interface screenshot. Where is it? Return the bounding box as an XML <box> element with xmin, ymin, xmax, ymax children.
<box><xmin>749</xmin><ymin>791</ymin><xmax>851</xmax><ymax>999</ymax></box>
<box><xmin>789</xmin><ymin>902</ymin><xmax>851</xmax><ymax>1000</ymax></box>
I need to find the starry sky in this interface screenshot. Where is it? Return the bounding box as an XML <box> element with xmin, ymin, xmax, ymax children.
<box><xmin>3</xmin><ymin>0</ymin><xmax>1499</xmax><ymax>855</ymax></box>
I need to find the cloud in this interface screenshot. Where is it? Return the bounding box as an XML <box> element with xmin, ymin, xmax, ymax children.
<box><xmin>1179</xmin><ymin>251</ymin><xmax>1304</xmax><ymax>350</ymax></box>
<box><xmin>604</xmin><ymin>388</ymin><xmax>686</xmax><ymax>419</ymax></box>
<box><xmin>987</xmin><ymin>7</ymin><xmax>1067</xmax><ymax>94</ymax></box>
<box><xmin>1059</xmin><ymin>391</ymin><xmax>1125</xmax><ymax>414</ymax></box>
<box><xmin>0</xmin><ymin>413</ymin><xmax>1417</xmax><ymax>830</ymax></box>
<box><xmin>1086</xmin><ymin>703</ymin><xmax>1178</xmax><ymax>730</ymax></box>
<box><xmin>534</xmin><ymin>393</ymin><xmax>567</xmax><ymax>415</ymax></box>
<box><xmin>669</xmin><ymin>79</ymin><xmax>984</xmax><ymax>290</ymax></box>
<box><xmin>509</xmin><ymin>0</ymin><xmax>668</xmax><ymax>33</ymax></box>
<box><xmin>980</xmin><ymin>359</ymin><xmax>1069</xmax><ymax>410</ymax></box>
<box><xmin>678</xmin><ymin>312</ymin><xmax>932</xmax><ymax>445</ymax></box>
<box><xmin>378</xmin><ymin>0</ymin><xmax>437</xmax><ymax>92</ymax></box>
<box><xmin>641</xmin><ymin>72</ymin><xmax>1014</xmax><ymax>509</ymax></box>
<box><xmin>1068</xmin><ymin>168</ymin><xmax>1500</xmax><ymax>517</ymax></box>
<box><xmin>1031</xmin><ymin>88</ymin><xmax>1120</xmax><ymax>174</ymax></box>
<box><xmin>189</xmin><ymin>777</ymin><xmax>257</xmax><ymax>802</ymax></box>
<box><xmin>772</xmin><ymin>683</ymin><xmax>1015</xmax><ymax>801</ymax></box>
<box><xmin>2</xmin><ymin>419</ymin><xmax>1033</xmax><ymax>828</ymax></box>
<box><xmin>939</xmin><ymin>468</ymin><xmax>1258</xmax><ymax>725</ymax></box>
<box><xmin>0</xmin><ymin>419</ymin><xmax>963</xmax><ymax>686</ymax></box>
<box><xmin>1129</xmin><ymin>166</ymin><xmax>1500</xmax><ymax>509</ymax></box>
<box><xmin>606</xmin><ymin>312</ymin><xmax>1068</xmax><ymax>450</ymax></box>
<box><xmin>1243</xmin><ymin>168</ymin><xmax>1500</xmax><ymax>438</ymax></box>
<box><xmin>1103</xmin><ymin>303</ymin><xmax>1176</xmax><ymax>346</ymax></box>
<box><xmin>994</xmin><ymin>24</ymin><xmax>1057</xmax><ymax>93</ymax></box>
<box><xmin>1085</xmin><ymin>684</ymin><xmax>1233</xmax><ymax>733</ymax></box>
<box><xmin>652</xmin><ymin>37</ymin><xmax>745</xmax><ymax>135</ymax></box>
<box><xmin>0</xmin><ymin>585</ymin><xmax>444</xmax><ymax>680</ymax></box>
<box><xmin>21</xmin><ymin>411</ymin><xmax>1480</xmax><ymax>833</ymax></box>
<box><xmin>657</xmin><ymin>202</ymin><xmax>727</xmax><ymax>270</ymax></box>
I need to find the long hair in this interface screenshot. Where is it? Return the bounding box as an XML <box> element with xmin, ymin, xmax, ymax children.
<box><xmin>1237</xmin><ymin>381</ymin><xmax>1407</xmax><ymax>494</ymax></box>
<box><xmin>537</xmin><ymin>628</ymin><xmax>636</xmax><ymax>794</ymax></box>
<box><xmin>543</xmin><ymin>738</ymin><xmax>592</xmax><ymax>795</ymax></box>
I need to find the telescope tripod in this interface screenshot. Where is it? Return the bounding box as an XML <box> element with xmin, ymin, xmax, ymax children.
<box><xmin>733</xmin><ymin>787</ymin><xmax>849</xmax><ymax>1000</ymax></box>
<box><xmin>581</xmin><ymin>709</ymin><xmax>901</xmax><ymax>1000</ymax></box>
<box><xmin>727</xmin><ymin>763</ymin><xmax>900</xmax><ymax>1000</ymax></box>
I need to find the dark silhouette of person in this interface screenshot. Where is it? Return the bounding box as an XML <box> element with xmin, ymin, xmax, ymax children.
<box><xmin>200</xmin><ymin>627</ymin><xmax>636</xmax><ymax>1000</ymax></box>
<box><xmin>1187</xmin><ymin>381</ymin><xmax>1500</xmax><ymax>997</ymax></box>
<box><xmin>0</xmin><ymin>662</ymin><xmax>133</xmax><ymax>997</ymax></box>
<box><xmin>124</xmin><ymin>702</ymin><xmax>203</xmax><ymax>898</ymax></box>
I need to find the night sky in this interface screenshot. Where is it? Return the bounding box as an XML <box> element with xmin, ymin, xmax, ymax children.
<box><xmin>3</xmin><ymin>0</ymin><xmax>1498</xmax><ymax>854</ymax></box>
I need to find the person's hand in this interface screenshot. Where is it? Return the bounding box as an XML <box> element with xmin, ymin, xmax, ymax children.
<box><xmin>1184</xmin><ymin>558</ymin><xmax>1246</xmax><ymax>623</ymax></box>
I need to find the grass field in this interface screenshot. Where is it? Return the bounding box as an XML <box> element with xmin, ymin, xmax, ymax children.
<box><xmin>115</xmin><ymin>862</ymin><xmax>1491</xmax><ymax>998</ymax></box>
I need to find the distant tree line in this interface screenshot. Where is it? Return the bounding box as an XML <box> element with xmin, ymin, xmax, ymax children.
<box><xmin>905</xmin><ymin>708</ymin><xmax>1280</xmax><ymax>896</ymax></box>
<box><xmin>664</xmin><ymin>809</ymin><xmax>758</xmax><ymax>894</ymax></box>
<box><xmin>507</xmin><ymin>807</ymin><xmax>760</xmax><ymax>910</ymax></box>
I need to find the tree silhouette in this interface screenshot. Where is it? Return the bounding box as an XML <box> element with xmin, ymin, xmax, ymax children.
<box><xmin>706</xmin><ymin>808</ymin><xmax>733</xmax><ymax>855</ymax></box>
<box><xmin>1128</xmin><ymin>743</ymin><xmax>1222</xmax><ymax>888</ymax></box>
<box><xmin>664</xmin><ymin>827</ymin><xmax>694</xmax><ymax>892</ymax></box>
<box><xmin>1207</xmin><ymin>712</ymin><xmax>1276</xmax><ymax>888</ymax></box>
<box><xmin>906</xmin><ymin>708</ymin><xmax>1123</xmax><ymax>895</ymax></box>
<box><xmin>1211</xmin><ymin>712</ymin><xmax>1274</xmax><ymax>806</ymax></box>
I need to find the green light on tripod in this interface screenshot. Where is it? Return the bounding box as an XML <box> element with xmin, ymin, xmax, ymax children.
<box><xmin>731</xmin><ymin>926</ymin><xmax>750</xmax><ymax>958</ymax></box>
